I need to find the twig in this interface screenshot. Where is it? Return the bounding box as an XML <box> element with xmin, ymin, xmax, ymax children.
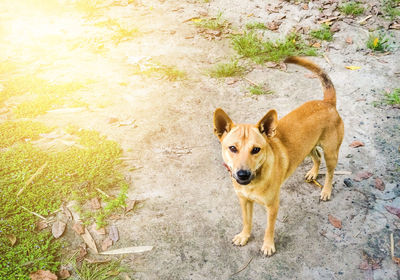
<box><xmin>95</xmin><ymin>187</ymin><xmax>110</xmax><ymax>198</ymax></box>
<box><xmin>17</xmin><ymin>161</ymin><xmax>48</xmax><ymax>196</ymax></box>
<box><xmin>357</xmin><ymin>15</ymin><xmax>372</xmax><ymax>24</ymax></box>
<box><xmin>306</xmin><ymin>179</ymin><xmax>323</xmax><ymax>188</ymax></box>
<box><xmin>243</xmin><ymin>77</ymin><xmax>258</xmax><ymax>87</ymax></box>
<box><xmin>229</xmin><ymin>256</ymin><xmax>254</xmax><ymax>278</ymax></box>
<box><xmin>20</xmin><ymin>206</ymin><xmax>46</xmax><ymax>220</ymax></box>
<box><xmin>353</xmin><ymin>231</ymin><xmax>361</xmax><ymax>238</ymax></box>
<box><xmin>318</xmin><ymin>16</ymin><xmax>339</xmax><ymax>24</ymax></box>
<box><xmin>390</xmin><ymin>233</ymin><xmax>394</xmax><ymax>259</ymax></box>
<box><xmin>323</xmin><ymin>54</ymin><xmax>332</xmax><ymax>67</ymax></box>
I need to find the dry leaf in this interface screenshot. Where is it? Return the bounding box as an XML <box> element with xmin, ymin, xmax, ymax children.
<box><xmin>349</xmin><ymin>141</ymin><xmax>364</xmax><ymax>148</ymax></box>
<box><xmin>7</xmin><ymin>234</ymin><xmax>16</xmax><ymax>246</ymax></box>
<box><xmin>354</xmin><ymin>171</ymin><xmax>373</xmax><ymax>182</ymax></box>
<box><xmin>91</xmin><ymin>224</ymin><xmax>106</xmax><ymax>235</ymax></box>
<box><xmin>29</xmin><ymin>270</ymin><xmax>58</xmax><ymax>280</ymax></box>
<box><xmin>59</xmin><ymin>269</ymin><xmax>70</xmax><ymax>279</ymax></box>
<box><xmin>102</xmin><ymin>237</ymin><xmax>113</xmax><ymax>251</ymax></box>
<box><xmin>100</xmin><ymin>246</ymin><xmax>153</xmax><ymax>255</ymax></box>
<box><xmin>76</xmin><ymin>244</ymin><xmax>87</xmax><ymax>262</ymax></box>
<box><xmin>72</xmin><ymin>222</ymin><xmax>85</xmax><ymax>235</ymax></box>
<box><xmin>90</xmin><ymin>198</ymin><xmax>101</xmax><ymax>210</ymax></box>
<box><xmin>125</xmin><ymin>200</ymin><xmax>137</xmax><ymax>213</ymax></box>
<box><xmin>312</xmin><ymin>42</ymin><xmax>321</xmax><ymax>48</ymax></box>
<box><xmin>265</xmin><ymin>61</ymin><xmax>279</xmax><ymax>68</ymax></box>
<box><xmin>52</xmin><ymin>221</ymin><xmax>66</xmax><ymax>239</ymax></box>
<box><xmin>374</xmin><ymin>178</ymin><xmax>385</xmax><ymax>191</ymax></box>
<box><xmin>393</xmin><ymin>256</ymin><xmax>400</xmax><ymax>265</ymax></box>
<box><xmin>385</xmin><ymin>205</ymin><xmax>400</xmax><ymax>218</ymax></box>
<box><xmin>345</xmin><ymin>66</ymin><xmax>361</xmax><ymax>70</ymax></box>
<box><xmin>328</xmin><ymin>214</ymin><xmax>342</xmax><ymax>229</ymax></box>
<box><xmin>266</xmin><ymin>21</ymin><xmax>281</xmax><ymax>31</ymax></box>
<box><xmin>36</xmin><ymin>220</ymin><xmax>48</xmax><ymax>231</ymax></box>
<box><xmin>109</xmin><ymin>225</ymin><xmax>119</xmax><ymax>243</ymax></box>
<box><xmin>346</xmin><ymin>37</ymin><xmax>353</xmax><ymax>44</ymax></box>
<box><xmin>302</xmin><ymin>3</ymin><xmax>309</xmax><ymax>10</ymax></box>
<box><xmin>82</xmin><ymin>228</ymin><xmax>98</xmax><ymax>253</ymax></box>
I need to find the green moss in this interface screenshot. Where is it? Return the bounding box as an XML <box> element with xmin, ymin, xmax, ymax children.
<box><xmin>208</xmin><ymin>60</ymin><xmax>246</xmax><ymax>78</ymax></box>
<box><xmin>310</xmin><ymin>24</ymin><xmax>333</xmax><ymax>41</ymax></box>
<box><xmin>0</xmin><ymin>120</ymin><xmax>52</xmax><ymax>148</ymax></box>
<box><xmin>231</xmin><ymin>32</ymin><xmax>318</xmax><ymax>63</ymax></box>
<box><xmin>248</xmin><ymin>84</ymin><xmax>273</xmax><ymax>95</ymax></box>
<box><xmin>246</xmin><ymin>22</ymin><xmax>267</xmax><ymax>30</ymax></box>
<box><xmin>339</xmin><ymin>2</ymin><xmax>364</xmax><ymax>15</ymax></box>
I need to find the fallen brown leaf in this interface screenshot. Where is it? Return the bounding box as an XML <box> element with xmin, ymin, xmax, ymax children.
<box><xmin>90</xmin><ymin>197</ymin><xmax>101</xmax><ymax>210</ymax></box>
<box><xmin>82</xmin><ymin>228</ymin><xmax>98</xmax><ymax>253</ymax></box>
<box><xmin>102</xmin><ymin>237</ymin><xmax>113</xmax><ymax>251</ymax></box>
<box><xmin>36</xmin><ymin>220</ymin><xmax>48</xmax><ymax>231</ymax></box>
<box><xmin>349</xmin><ymin>140</ymin><xmax>364</xmax><ymax>148</ymax></box>
<box><xmin>266</xmin><ymin>21</ymin><xmax>281</xmax><ymax>31</ymax></box>
<box><xmin>389</xmin><ymin>23</ymin><xmax>400</xmax><ymax>30</ymax></box>
<box><xmin>59</xmin><ymin>269</ymin><xmax>70</xmax><ymax>279</ymax></box>
<box><xmin>312</xmin><ymin>42</ymin><xmax>321</xmax><ymax>48</ymax></box>
<box><xmin>302</xmin><ymin>3</ymin><xmax>309</xmax><ymax>10</ymax></box>
<box><xmin>328</xmin><ymin>214</ymin><xmax>342</xmax><ymax>229</ymax></box>
<box><xmin>374</xmin><ymin>178</ymin><xmax>385</xmax><ymax>191</ymax></box>
<box><xmin>52</xmin><ymin>221</ymin><xmax>66</xmax><ymax>239</ymax></box>
<box><xmin>76</xmin><ymin>244</ymin><xmax>87</xmax><ymax>262</ymax></box>
<box><xmin>393</xmin><ymin>256</ymin><xmax>400</xmax><ymax>265</ymax></box>
<box><xmin>125</xmin><ymin>200</ymin><xmax>137</xmax><ymax>213</ymax></box>
<box><xmin>385</xmin><ymin>205</ymin><xmax>400</xmax><ymax>218</ymax></box>
<box><xmin>7</xmin><ymin>234</ymin><xmax>16</xmax><ymax>246</ymax></box>
<box><xmin>29</xmin><ymin>270</ymin><xmax>57</xmax><ymax>280</ymax></box>
<box><xmin>109</xmin><ymin>225</ymin><xmax>119</xmax><ymax>243</ymax></box>
<box><xmin>346</xmin><ymin>37</ymin><xmax>353</xmax><ymax>44</ymax></box>
<box><xmin>72</xmin><ymin>222</ymin><xmax>85</xmax><ymax>235</ymax></box>
<box><xmin>354</xmin><ymin>171</ymin><xmax>373</xmax><ymax>182</ymax></box>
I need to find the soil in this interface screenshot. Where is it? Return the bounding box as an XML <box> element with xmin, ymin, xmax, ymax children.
<box><xmin>1</xmin><ymin>0</ymin><xmax>400</xmax><ymax>279</ymax></box>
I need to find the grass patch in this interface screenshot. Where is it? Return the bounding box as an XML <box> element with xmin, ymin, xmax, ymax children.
<box><xmin>0</xmin><ymin>122</ymin><xmax>128</xmax><ymax>278</ymax></box>
<box><xmin>339</xmin><ymin>1</ymin><xmax>365</xmax><ymax>16</ymax></box>
<box><xmin>382</xmin><ymin>0</ymin><xmax>400</xmax><ymax>19</ymax></box>
<box><xmin>384</xmin><ymin>88</ymin><xmax>400</xmax><ymax>105</ymax></box>
<box><xmin>310</xmin><ymin>24</ymin><xmax>333</xmax><ymax>41</ymax></box>
<box><xmin>72</xmin><ymin>259</ymin><xmax>126</xmax><ymax>280</ymax></box>
<box><xmin>0</xmin><ymin>75</ymin><xmax>87</xmax><ymax>117</ymax></box>
<box><xmin>193</xmin><ymin>13</ymin><xmax>229</xmax><ymax>30</ymax></box>
<box><xmin>0</xmin><ymin>120</ymin><xmax>52</xmax><ymax>148</ymax></box>
<box><xmin>248</xmin><ymin>84</ymin><xmax>273</xmax><ymax>95</ymax></box>
<box><xmin>366</xmin><ymin>32</ymin><xmax>390</xmax><ymax>52</ymax></box>
<box><xmin>154</xmin><ymin>65</ymin><xmax>186</xmax><ymax>81</ymax></box>
<box><xmin>246</xmin><ymin>22</ymin><xmax>267</xmax><ymax>30</ymax></box>
<box><xmin>208</xmin><ymin>60</ymin><xmax>246</xmax><ymax>77</ymax></box>
<box><xmin>231</xmin><ymin>32</ymin><xmax>318</xmax><ymax>63</ymax></box>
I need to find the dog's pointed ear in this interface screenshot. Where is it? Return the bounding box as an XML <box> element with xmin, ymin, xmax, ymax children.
<box><xmin>213</xmin><ymin>108</ymin><xmax>233</xmax><ymax>141</ymax></box>
<box><xmin>257</xmin><ymin>109</ymin><xmax>278</xmax><ymax>138</ymax></box>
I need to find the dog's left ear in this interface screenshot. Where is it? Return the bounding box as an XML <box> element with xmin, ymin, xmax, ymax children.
<box><xmin>257</xmin><ymin>109</ymin><xmax>278</xmax><ymax>138</ymax></box>
<box><xmin>213</xmin><ymin>108</ymin><xmax>233</xmax><ymax>141</ymax></box>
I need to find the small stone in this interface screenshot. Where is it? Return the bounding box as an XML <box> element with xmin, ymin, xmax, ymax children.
<box><xmin>344</xmin><ymin>178</ymin><xmax>353</xmax><ymax>188</ymax></box>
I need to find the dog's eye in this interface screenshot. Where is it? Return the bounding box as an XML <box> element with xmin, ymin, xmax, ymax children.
<box><xmin>229</xmin><ymin>146</ymin><xmax>238</xmax><ymax>153</ymax></box>
<box><xmin>251</xmin><ymin>147</ymin><xmax>261</xmax><ymax>154</ymax></box>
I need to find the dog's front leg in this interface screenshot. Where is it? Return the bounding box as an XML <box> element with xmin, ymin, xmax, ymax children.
<box><xmin>262</xmin><ymin>199</ymin><xmax>279</xmax><ymax>256</ymax></box>
<box><xmin>232</xmin><ymin>195</ymin><xmax>253</xmax><ymax>246</ymax></box>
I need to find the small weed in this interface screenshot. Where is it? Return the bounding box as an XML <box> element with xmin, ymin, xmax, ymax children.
<box><xmin>339</xmin><ymin>1</ymin><xmax>365</xmax><ymax>16</ymax></box>
<box><xmin>0</xmin><ymin>120</ymin><xmax>52</xmax><ymax>148</ymax></box>
<box><xmin>155</xmin><ymin>65</ymin><xmax>186</xmax><ymax>81</ymax></box>
<box><xmin>193</xmin><ymin>12</ymin><xmax>229</xmax><ymax>30</ymax></box>
<box><xmin>382</xmin><ymin>0</ymin><xmax>400</xmax><ymax>19</ymax></box>
<box><xmin>246</xmin><ymin>22</ymin><xmax>267</xmax><ymax>30</ymax></box>
<box><xmin>310</xmin><ymin>24</ymin><xmax>333</xmax><ymax>41</ymax></box>
<box><xmin>208</xmin><ymin>60</ymin><xmax>246</xmax><ymax>78</ymax></box>
<box><xmin>248</xmin><ymin>84</ymin><xmax>273</xmax><ymax>95</ymax></box>
<box><xmin>366</xmin><ymin>32</ymin><xmax>390</xmax><ymax>52</ymax></box>
<box><xmin>73</xmin><ymin>259</ymin><xmax>125</xmax><ymax>280</ymax></box>
<box><xmin>384</xmin><ymin>88</ymin><xmax>400</xmax><ymax>105</ymax></box>
<box><xmin>231</xmin><ymin>32</ymin><xmax>317</xmax><ymax>63</ymax></box>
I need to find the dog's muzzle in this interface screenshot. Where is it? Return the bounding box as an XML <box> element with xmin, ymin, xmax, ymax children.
<box><xmin>234</xmin><ymin>169</ymin><xmax>254</xmax><ymax>185</ymax></box>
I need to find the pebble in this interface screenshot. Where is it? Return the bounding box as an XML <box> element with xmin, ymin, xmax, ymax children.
<box><xmin>344</xmin><ymin>178</ymin><xmax>353</xmax><ymax>188</ymax></box>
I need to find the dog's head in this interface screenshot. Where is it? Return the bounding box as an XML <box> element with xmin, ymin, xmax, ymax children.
<box><xmin>213</xmin><ymin>108</ymin><xmax>278</xmax><ymax>185</ymax></box>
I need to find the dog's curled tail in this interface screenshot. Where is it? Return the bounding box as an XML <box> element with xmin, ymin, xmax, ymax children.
<box><xmin>284</xmin><ymin>56</ymin><xmax>336</xmax><ymax>106</ymax></box>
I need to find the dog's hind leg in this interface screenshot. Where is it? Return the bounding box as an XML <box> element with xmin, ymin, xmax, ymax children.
<box><xmin>305</xmin><ymin>147</ymin><xmax>321</xmax><ymax>181</ymax></box>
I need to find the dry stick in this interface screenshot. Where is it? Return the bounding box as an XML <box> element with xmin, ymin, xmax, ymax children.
<box><xmin>323</xmin><ymin>54</ymin><xmax>332</xmax><ymax>67</ymax></box>
<box><xmin>20</xmin><ymin>206</ymin><xmax>46</xmax><ymax>220</ymax></box>
<box><xmin>243</xmin><ymin>77</ymin><xmax>258</xmax><ymax>87</ymax></box>
<box><xmin>390</xmin><ymin>233</ymin><xmax>394</xmax><ymax>259</ymax></box>
<box><xmin>229</xmin><ymin>256</ymin><xmax>254</xmax><ymax>278</ymax></box>
<box><xmin>95</xmin><ymin>187</ymin><xmax>110</xmax><ymax>198</ymax></box>
<box><xmin>358</xmin><ymin>15</ymin><xmax>372</xmax><ymax>24</ymax></box>
<box><xmin>318</xmin><ymin>16</ymin><xmax>339</xmax><ymax>24</ymax></box>
<box><xmin>17</xmin><ymin>161</ymin><xmax>48</xmax><ymax>196</ymax></box>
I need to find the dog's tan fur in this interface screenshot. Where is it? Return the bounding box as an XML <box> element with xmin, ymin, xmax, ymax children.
<box><xmin>213</xmin><ymin>57</ymin><xmax>344</xmax><ymax>256</ymax></box>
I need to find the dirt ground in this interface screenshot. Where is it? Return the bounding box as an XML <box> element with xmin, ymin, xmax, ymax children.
<box><xmin>1</xmin><ymin>0</ymin><xmax>400</xmax><ymax>279</ymax></box>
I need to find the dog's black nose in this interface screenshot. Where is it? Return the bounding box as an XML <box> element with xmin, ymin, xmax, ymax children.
<box><xmin>237</xmin><ymin>169</ymin><xmax>251</xmax><ymax>181</ymax></box>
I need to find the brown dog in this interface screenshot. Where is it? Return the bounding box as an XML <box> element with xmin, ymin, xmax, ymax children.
<box><xmin>213</xmin><ymin>56</ymin><xmax>344</xmax><ymax>256</ymax></box>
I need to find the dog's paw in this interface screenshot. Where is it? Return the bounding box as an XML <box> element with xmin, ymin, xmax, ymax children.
<box><xmin>261</xmin><ymin>241</ymin><xmax>276</xmax><ymax>256</ymax></box>
<box><xmin>305</xmin><ymin>169</ymin><xmax>318</xmax><ymax>181</ymax></box>
<box><xmin>232</xmin><ymin>232</ymin><xmax>250</xmax><ymax>246</ymax></box>
<box><xmin>320</xmin><ymin>188</ymin><xmax>331</xmax><ymax>201</ymax></box>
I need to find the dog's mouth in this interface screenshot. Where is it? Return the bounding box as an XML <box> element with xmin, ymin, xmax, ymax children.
<box><xmin>235</xmin><ymin>178</ymin><xmax>252</xmax><ymax>185</ymax></box>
